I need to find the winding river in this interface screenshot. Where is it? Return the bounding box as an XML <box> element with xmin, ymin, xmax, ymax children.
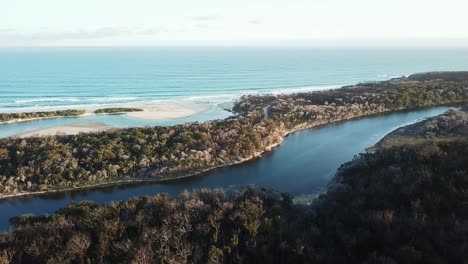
<box><xmin>0</xmin><ymin>106</ymin><xmax>453</xmax><ymax>230</ymax></box>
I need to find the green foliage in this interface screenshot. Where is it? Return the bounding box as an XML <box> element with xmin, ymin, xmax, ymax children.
<box><xmin>0</xmin><ymin>110</ymin><xmax>86</xmax><ymax>122</ymax></box>
<box><xmin>407</xmin><ymin>71</ymin><xmax>468</xmax><ymax>81</ymax></box>
<box><xmin>1</xmin><ymin>188</ymin><xmax>302</xmax><ymax>263</ymax></box>
<box><xmin>376</xmin><ymin>108</ymin><xmax>468</xmax><ymax>148</ymax></box>
<box><xmin>0</xmin><ymin>111</ymin><xmax>273</xmax><ymax>195</ymax></box>
<box><xmin>317</xmin><ymin>140</ymin><xmax>468</xmax><ymax>263</ymax></box>
<box><xmin>94</xmin><ymin>108</ymin><xmax>143</xmax><ymax>114</ymax></box>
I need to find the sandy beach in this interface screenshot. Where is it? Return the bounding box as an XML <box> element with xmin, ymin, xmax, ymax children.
<box><xmin>126</xmin><ymin>104</ymin><xmax>207</xmax><ymax>120</ymax></box>
<box><xmin>11</xmin><ymin>122</ymin><xmax>113</xmax><ymax>138</ymax></box>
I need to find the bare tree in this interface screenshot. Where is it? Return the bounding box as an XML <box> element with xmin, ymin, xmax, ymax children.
<box><xmin>131</xmin><ymin>246</ymin><xmax>153</xmax><ymax>264</ymax></box>
<box><xmin>0</xmin><ymin>248</ymin><xmax>14</xmax><ymax>264</ymax></box>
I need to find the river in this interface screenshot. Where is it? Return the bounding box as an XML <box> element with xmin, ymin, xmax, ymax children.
<box><xmin>0</xmin><ymin>106</ymin><xmax>453</xmax><ymax>230</ymax></box>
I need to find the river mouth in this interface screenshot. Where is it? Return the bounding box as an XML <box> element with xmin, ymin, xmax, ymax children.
<box><xmin>0</xmin><ymin>106</ymin><xmax>454</xmax><ymax>231</ymax></box>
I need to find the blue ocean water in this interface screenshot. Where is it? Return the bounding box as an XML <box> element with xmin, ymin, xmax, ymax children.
<box><xmin>2</xmin><ymin>47</ymin><xmax>468</xmax><ymax>111</ymax></box>
<box><xmin>1</xmin><ymin>47</ymin><xmax>468</xmax><ymax>137</ymax></box>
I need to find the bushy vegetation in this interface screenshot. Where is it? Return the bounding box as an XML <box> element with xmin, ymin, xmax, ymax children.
<box><xmin>376</xmin><ymin>108</ymin><xmax>468</xmax><ymax>148</ymax></box>
<box><xmin>94</xmin><ymin>108</ymin><xmax>143</xmax><ymax>114</ymax></box>
<box><xmin>314</xmin><ymin>139</ymin><xmax>468</xmax><ymax>263</ymax></box>
<box><xmin>0</xmin><ymin>110</ymin><xmax>86</xmax><ymax>123</ymax></box>
<box><xmin>0</xmin><ymin>72</ymin><xmax>467</xmax><ymax>197</ymax></box>
<box><xmin>0</xmin><ymin>111</ymin><xmax>280</xmax><ymax>196</ymax></box>
<box><xmin>407</xmin><ymin>71</ymin><xmax>468</xmax><ymax>81</ymax></box>
<box><xmin>1</xmin><ymin>139</ymin><xmax>466</xmax><ymax>263</ymax></box>
<box><xmin>234</xmin><ymin>75</ymin><xmax>468</xmax><ymax>129</ymax></box>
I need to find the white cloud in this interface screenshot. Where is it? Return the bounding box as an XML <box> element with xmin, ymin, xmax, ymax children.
<box><xmin>0</xmin><ymin>27</ymin><xmax>162</xmax><ymax>42</ymax></box>
<box><xmin>2</xmin><ymin>0</ymin><xmax>468</xmax><ymax>46</ymax></box>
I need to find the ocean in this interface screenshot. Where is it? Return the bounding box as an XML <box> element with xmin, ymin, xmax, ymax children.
<box><xmin>2</xmin><ymin>47</ymin><xmax>468</xmax><ymax>112</ymax></box>
<box><xmin>0</xmin><ymin>47</ymin><xmax>468</xmax><ymax>137</ymax></box>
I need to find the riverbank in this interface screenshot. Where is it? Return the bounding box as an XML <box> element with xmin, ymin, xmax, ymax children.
<box><xmin>0</xmin><ymin>109</ymin><xmax>369</xmax><ymax>200</ymax></box>
<box><xmin>372</xmin><ymin>107</ymin><xmax>468</xmax><ymax>149</ymax></box>
<box><xmin>0</xmin><ymin>105</ymin><xmax>456</xmax><ymax>200</ymax></box>
<box><xmin>0</xmin><ymin>136</ymin><xmax>284</xmax><ymax>200</ymax></box>
<box><xmin>0</xmin><ymin>106</ymin><xmax>455</xmax><ymax>234</ymax></box>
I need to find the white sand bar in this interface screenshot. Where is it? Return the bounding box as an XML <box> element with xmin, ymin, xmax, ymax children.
<box><xmin>127</xmin><ymin>104</ymin><xmax>207</xmax><ymax>120</ymax></box>
<box><xmin>11</xmin><ymin>122</ymin><xmax>113</xmax><ymax>138</ymax></box>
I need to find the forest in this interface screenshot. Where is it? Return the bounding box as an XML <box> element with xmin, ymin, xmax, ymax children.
<box><xmin>0</xmin><ymin>72</ymin><xmax>467</xmax><ymax>197</ymax></box>
<box><xmin>375</xmin><ymin>108</ymin><xmax>468</xmax><ymax>148</ymax></box>
<box><xmin>0</xmin><ymin>138</ymin><xmax>466</xmax><ymax>263</ymax></box>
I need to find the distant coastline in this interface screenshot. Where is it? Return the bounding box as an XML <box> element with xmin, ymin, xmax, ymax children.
<box><xmin>1</xmin><ymin>71</ymin><xmax>467</xmax><ymax>199</ymax></box>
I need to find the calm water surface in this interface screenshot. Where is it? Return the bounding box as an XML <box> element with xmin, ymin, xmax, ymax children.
<box><xmin>0</xmin><ymin>106</ymin><xmax>452</xmax><ymax>230</ymax></box>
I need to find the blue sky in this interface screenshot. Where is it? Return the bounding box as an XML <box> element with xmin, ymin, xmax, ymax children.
<box><xmin>2</xmin><ymin>0</ymin><xmax>468</xmax><ymax>46</ymax></box>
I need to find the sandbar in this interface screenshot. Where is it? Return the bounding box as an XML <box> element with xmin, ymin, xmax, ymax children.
<box><xmin>11</xmin><ymin>122</ymin><xmax>113</xmax><ymax>138</ymax></box>
<box><xmin>126</xmin><ymin>104</ymin><xmax>207</xmax><ymax>120</ymax></box>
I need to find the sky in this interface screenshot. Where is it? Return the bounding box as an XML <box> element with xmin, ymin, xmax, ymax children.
<box><xmin>1</xmin><ymin>0</ymin><xmax>468</xmax><ymax>47</ymax></box>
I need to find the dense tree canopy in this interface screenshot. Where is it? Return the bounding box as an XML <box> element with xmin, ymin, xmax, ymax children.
<box><xmin>375</xmin><ymin>108</ymin><xmax>468</xmax><ymax>148</ymax></box>
<box><xmin>1</xmin><ymin>139</ymin><xmax>466</xmax><ymax>263</ymax></box>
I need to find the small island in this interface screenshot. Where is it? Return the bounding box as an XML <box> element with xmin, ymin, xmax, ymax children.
<box><xmin>94</xmin><ymin>107</ymin><xmax>143</xmax><ymax>114</ymax></box>
<box><xmin>0</xmin><ymin>109</ymin><xmax>87</xmax><ymax>124</ymax></box>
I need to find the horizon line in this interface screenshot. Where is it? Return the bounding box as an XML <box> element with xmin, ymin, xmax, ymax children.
<box><xmin>2</xmin><ymin>38</ymin><xmax>468</xmax><ymax>49</ymax></box>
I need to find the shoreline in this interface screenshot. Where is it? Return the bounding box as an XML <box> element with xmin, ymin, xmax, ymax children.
<box><xmin>0</xmin><ymin>137</ymin><xmax>284</xmax><ymax>201</ymax></box>
<box><xmin>0</xmin><ymin>104</ymin><xmax>458</xmax><ymax>201</ymax></box>
<box><xmin>0</xmin><ymin>112</ymin><xmax>93</xmax><ymax>125</ymax></box>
